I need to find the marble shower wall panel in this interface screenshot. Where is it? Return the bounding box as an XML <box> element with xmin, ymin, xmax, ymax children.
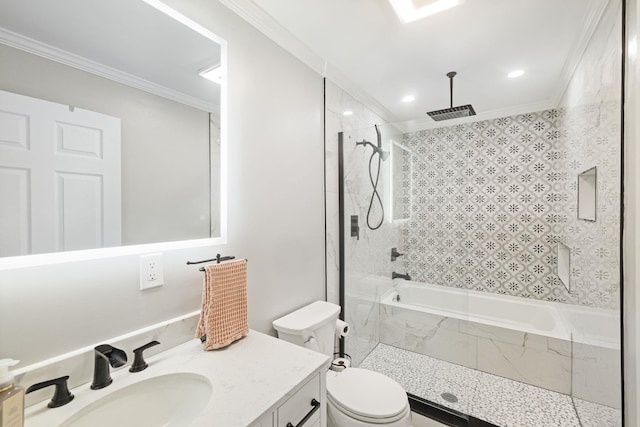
<box><xmin>572</xmin><ymin>342</ymin><xmax>622</xmax><ymax>408</ymax></box>
<box><xmin>558</xmin><ymin>0</ymin><xmax>622</xmax><ymax>311</ymax></box>
<box><xmin>556</xmin><ymin>0</ymin><xmax>622</xmax><ymax>417</ymax></box>
<box><xmin>324</xmin><ymin>80</ymin><xmax>403</xmax><ymax>365</ymax></box>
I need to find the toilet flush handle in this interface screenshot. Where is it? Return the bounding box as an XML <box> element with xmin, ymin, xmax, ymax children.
<box><xmin>302</xmin><ymin>332</ymin><xmax>320</xmax><ymax>352</ymax></box>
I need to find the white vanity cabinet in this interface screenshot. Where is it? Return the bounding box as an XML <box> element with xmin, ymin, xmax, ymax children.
<box><xmin>250</xmin><ymin>372</ymin><xmax>325</xmax><ymax>427</ymax></box>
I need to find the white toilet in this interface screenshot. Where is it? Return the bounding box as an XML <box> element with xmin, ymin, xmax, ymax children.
<box><xmin>273</xmin><ymin>301</ymin><xmax>412</xmax><ymax>427</ymax></box>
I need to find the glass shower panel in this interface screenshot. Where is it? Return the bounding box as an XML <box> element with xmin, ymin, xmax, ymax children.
<box><xmin>338</xmin><ymin>124</ymin><xmax>474</xmax><ymax>417</ymax></box>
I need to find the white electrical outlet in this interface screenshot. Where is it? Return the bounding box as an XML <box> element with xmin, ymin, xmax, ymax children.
<box><xmin>140</xmin><ymin>253</ymin><xmax>164</xmax><ymax>290</ymax></box>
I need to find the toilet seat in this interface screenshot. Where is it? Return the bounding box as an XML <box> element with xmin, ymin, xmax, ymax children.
<box><xmin>326</xmin><ymin>368</ymin><xmax>409</xmax><ymax>423</ymax></box>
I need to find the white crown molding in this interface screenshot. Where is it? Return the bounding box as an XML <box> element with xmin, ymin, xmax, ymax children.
<box><xmin>398</xmin><ymin>99</ymin><xmax>558</xmax><ymax>133</ymax></box>
<box><xmin>219</xmin><ymin>0</ymin><xmax>398</xmax><ymax>124</ymax></box>
<box><xmin>0</xmin><ymin>27</ymin><xmax>219</xmax><ymax>113</ymax></box>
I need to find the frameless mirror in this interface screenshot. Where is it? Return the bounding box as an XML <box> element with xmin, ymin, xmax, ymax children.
<box><xmin>577</xmin><ymin>167</ymin><xmax>597</xmax><ymax>221</ymax></box>
<box><xmin>0</xmin><ymin>0</ymin><xmax>226</xmax><ymax>259</ymax></box>
<box><xmin>390</xmin><ymin>141</ymin><xmax>411</xmax><ymax>221</ymax></box>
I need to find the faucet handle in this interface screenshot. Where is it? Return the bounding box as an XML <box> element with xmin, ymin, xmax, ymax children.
<box><xmin>129</xmin><ymin>340</ymin><xmax>160</xmax><ymax>373</ymax></box>
<box><xmin>26</xmin><ymin>376</ymin><xmax>74</xmax><ymax>408</ymax></box>
<box><xmin>391</xmin><ymin>247</ymin><xmax>404</xmax><ymax>261</ymax></box>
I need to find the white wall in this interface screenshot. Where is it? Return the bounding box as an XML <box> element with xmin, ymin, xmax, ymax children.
<box><xmin>0</xmin><ymin>0</ymin><xmax>325</xmax><ymax>366</ymax></box>
<box><xmin>624</xmin><ymin>0</ymin><xmax>640</xmax><ymax>424</ymax></box>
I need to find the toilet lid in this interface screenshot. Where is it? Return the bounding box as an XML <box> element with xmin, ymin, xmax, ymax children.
<box><xmin>326</xmin><ymin>368</ymin><xmax>408</xmax><ymax>420</ymax></box>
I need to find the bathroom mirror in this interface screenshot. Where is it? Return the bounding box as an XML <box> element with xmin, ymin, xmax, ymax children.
<box><xmin>0</xmin><ymin>0</ymin><xmax>227</xmax><ymax>259</ymax></box>
<box><xmin>577</xmin><ymin>167</ymin><xmax>597</xmax><ymax>221</ymax></box>
<box><xmin>390</xmin><ymin>141</ymin><xmax>411</xmax><ymax>221</ymax></box>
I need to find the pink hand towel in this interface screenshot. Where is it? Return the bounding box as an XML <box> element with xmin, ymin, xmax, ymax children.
<box><xmin>196</xmin><ymin>259</ymin><xmax>249</xmax><ymax>350</ymax></box>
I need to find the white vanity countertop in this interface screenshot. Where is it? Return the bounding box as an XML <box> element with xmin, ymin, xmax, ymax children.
<box><xmin>25</xmin><ymin>330</ymin><xmax>330</xmax><ymax>427</ymax></box>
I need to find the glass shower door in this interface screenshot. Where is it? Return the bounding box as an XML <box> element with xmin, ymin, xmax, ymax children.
<box><xmin>338</xmin><ymin>124</ymin><xmax>474</xmax><ymax>419</ymax></box>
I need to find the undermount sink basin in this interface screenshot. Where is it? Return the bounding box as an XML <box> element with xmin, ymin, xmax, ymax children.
<box><xmin>60</xmin><ymin>373</ymin><xmax>212</xmax><ymax>427</ymax></box>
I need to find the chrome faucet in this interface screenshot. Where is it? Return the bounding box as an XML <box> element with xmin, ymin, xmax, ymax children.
<box><xmin>91</xmin><ymin>344</ymin><xmax>127</xmax><ymax>390</ymax></box>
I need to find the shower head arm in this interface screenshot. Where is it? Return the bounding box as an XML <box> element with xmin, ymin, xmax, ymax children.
<box><xmin>447</xmin><ymin>71</ymin><xmax>456</xmax><ymax>108</ymax></box>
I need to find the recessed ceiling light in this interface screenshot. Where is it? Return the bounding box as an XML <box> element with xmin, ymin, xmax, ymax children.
<box><xmin>402</xmin><ymin>95</ymin><xmax>415</xmax><ymax>103</ymax></box>
<box><xmin>199</xmin><ymin>64</ymin><xmax>223</xmax><ymax>84</ymax></box>
<box><xmin>389</xmin><ymin>0</ymin><xmax>461</xmax><ymax>24</ymax></box>
<box><xmin>343</xmin><ymin>110</ymin><xmax>354</xmax><ymax>116</ymax></box>
<box><xmin>507</xmin><ymin>69</ymin><xmax>525</xmax><ymax>79</ymax></box>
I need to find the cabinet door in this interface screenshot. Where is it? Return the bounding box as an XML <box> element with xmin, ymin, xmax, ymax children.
<box><xmin>277</xmin><ymin>374</ymin><xmax>321</xmax><ymax>427</ymax></box>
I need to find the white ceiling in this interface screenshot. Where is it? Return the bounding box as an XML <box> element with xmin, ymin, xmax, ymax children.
<box><xmin>240</xmin><ymin>0</ymin><xmax>609</xmax><ymax>130</ymax></box>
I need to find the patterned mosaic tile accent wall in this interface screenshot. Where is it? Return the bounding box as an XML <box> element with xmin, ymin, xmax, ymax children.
<box><xmin>401</xmin><ymin>107</ymin><xmax>620</xmax><ymax>308</ymax></box>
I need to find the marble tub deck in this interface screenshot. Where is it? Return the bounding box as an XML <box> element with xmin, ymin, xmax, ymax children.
<box><xmin>359</xmin><ymin>344</ymin><xmax>621</xmax><ymax>427</ymax></box>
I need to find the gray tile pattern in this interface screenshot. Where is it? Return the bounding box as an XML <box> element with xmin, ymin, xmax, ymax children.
<box><xmin>402</xmin><ymin>111</ymin><xmax>571</xmax><ymax>303</ymax></box>
<box><xmin>400</xmin><ymin>106</ymin><xmax>620</xmax><ymax>309</ymax></box>
<box><xmin>359</xmin><ymin>344</ymin><xmax>618</xmax><ymax>427</ymax></box>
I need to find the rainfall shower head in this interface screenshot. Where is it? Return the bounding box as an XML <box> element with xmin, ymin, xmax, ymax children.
<box><xmin>427</xmin><ymin>71</ymin><xmax>476</xmax><ymax>121</ymax></box>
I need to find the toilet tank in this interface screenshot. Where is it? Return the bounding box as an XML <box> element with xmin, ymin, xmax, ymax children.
<box><xmin>272</xmin><ymin>301</ymin><xmax>341</xmax><ymax>357</ymax></box>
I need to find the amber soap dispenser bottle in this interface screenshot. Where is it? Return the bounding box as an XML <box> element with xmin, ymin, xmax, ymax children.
<box><xmin>0</xmin><ymin>360</ymin><xmax>24</xmax><ymax>427</ymax></box>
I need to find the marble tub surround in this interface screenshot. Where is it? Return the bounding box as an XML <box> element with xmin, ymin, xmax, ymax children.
<box><xmin>360</xmin><ymin>343</ymin><xmax>621</xmax><ymax>427</ymax></box>
<box><xmin>16</xmin><ymin>311</ymin><xmax>200</xmax><ymax>408</ymax></box>
<box><xmin>343</xmin><ymin>273</ymin><xmax>398</xmax><ymax>366</ymax></box>
<box><xmin>572</xmin><ymin>342</ymin><xmax>621</xmax><ymax>408</ymax></box>
<box><xmin>25</xmin><ymin>330</ymin><xmax>329</xmax><ymax>427</ymax></box>
<box><xmin>379</xmin><ymin>303</ymin><xmax>571</xmax><ymax>393</ymax></box>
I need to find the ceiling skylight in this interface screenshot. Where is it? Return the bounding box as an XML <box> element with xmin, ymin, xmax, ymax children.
<box><xmin>389</xmin><ymin>0</ymin><xmax>461</xmax><ymax>24</ymax></box>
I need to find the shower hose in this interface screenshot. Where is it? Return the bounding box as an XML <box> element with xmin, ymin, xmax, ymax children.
<box><xmin>366</xmin><ymin>150</ymin><xmax>384</xmax><ymax>230</ymax></box>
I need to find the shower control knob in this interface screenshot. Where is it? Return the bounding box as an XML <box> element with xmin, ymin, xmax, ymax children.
<box><xmin>391</xmin><ymin>248</ymin><xmax>404</xmax><ymax>261</ymax></box>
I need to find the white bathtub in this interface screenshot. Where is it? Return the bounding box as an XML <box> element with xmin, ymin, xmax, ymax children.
<box><xmin>380</xmin><ymin>281</ymin><xmax>620</xmax><ymax>348</ymax></box>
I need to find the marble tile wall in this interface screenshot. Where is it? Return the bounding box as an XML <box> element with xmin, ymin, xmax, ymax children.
<box><xmin>557</xmin><ymin>0</ymin><xmax>623</xmax><ymax>419</ymax></box>
<box><xmin>379</xmin><ymin>304</ymin><xmax>572</xmax><ymax>394</ymax></box>
<box><xmin>325</xmin><ymin>80</ymin><xmax>403</xmax><ymax>365</ymax></box>
<box><xmin>557</xmin><ymin>0</ymin><xmax>622</xmax><ymax>311</ymax></box>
